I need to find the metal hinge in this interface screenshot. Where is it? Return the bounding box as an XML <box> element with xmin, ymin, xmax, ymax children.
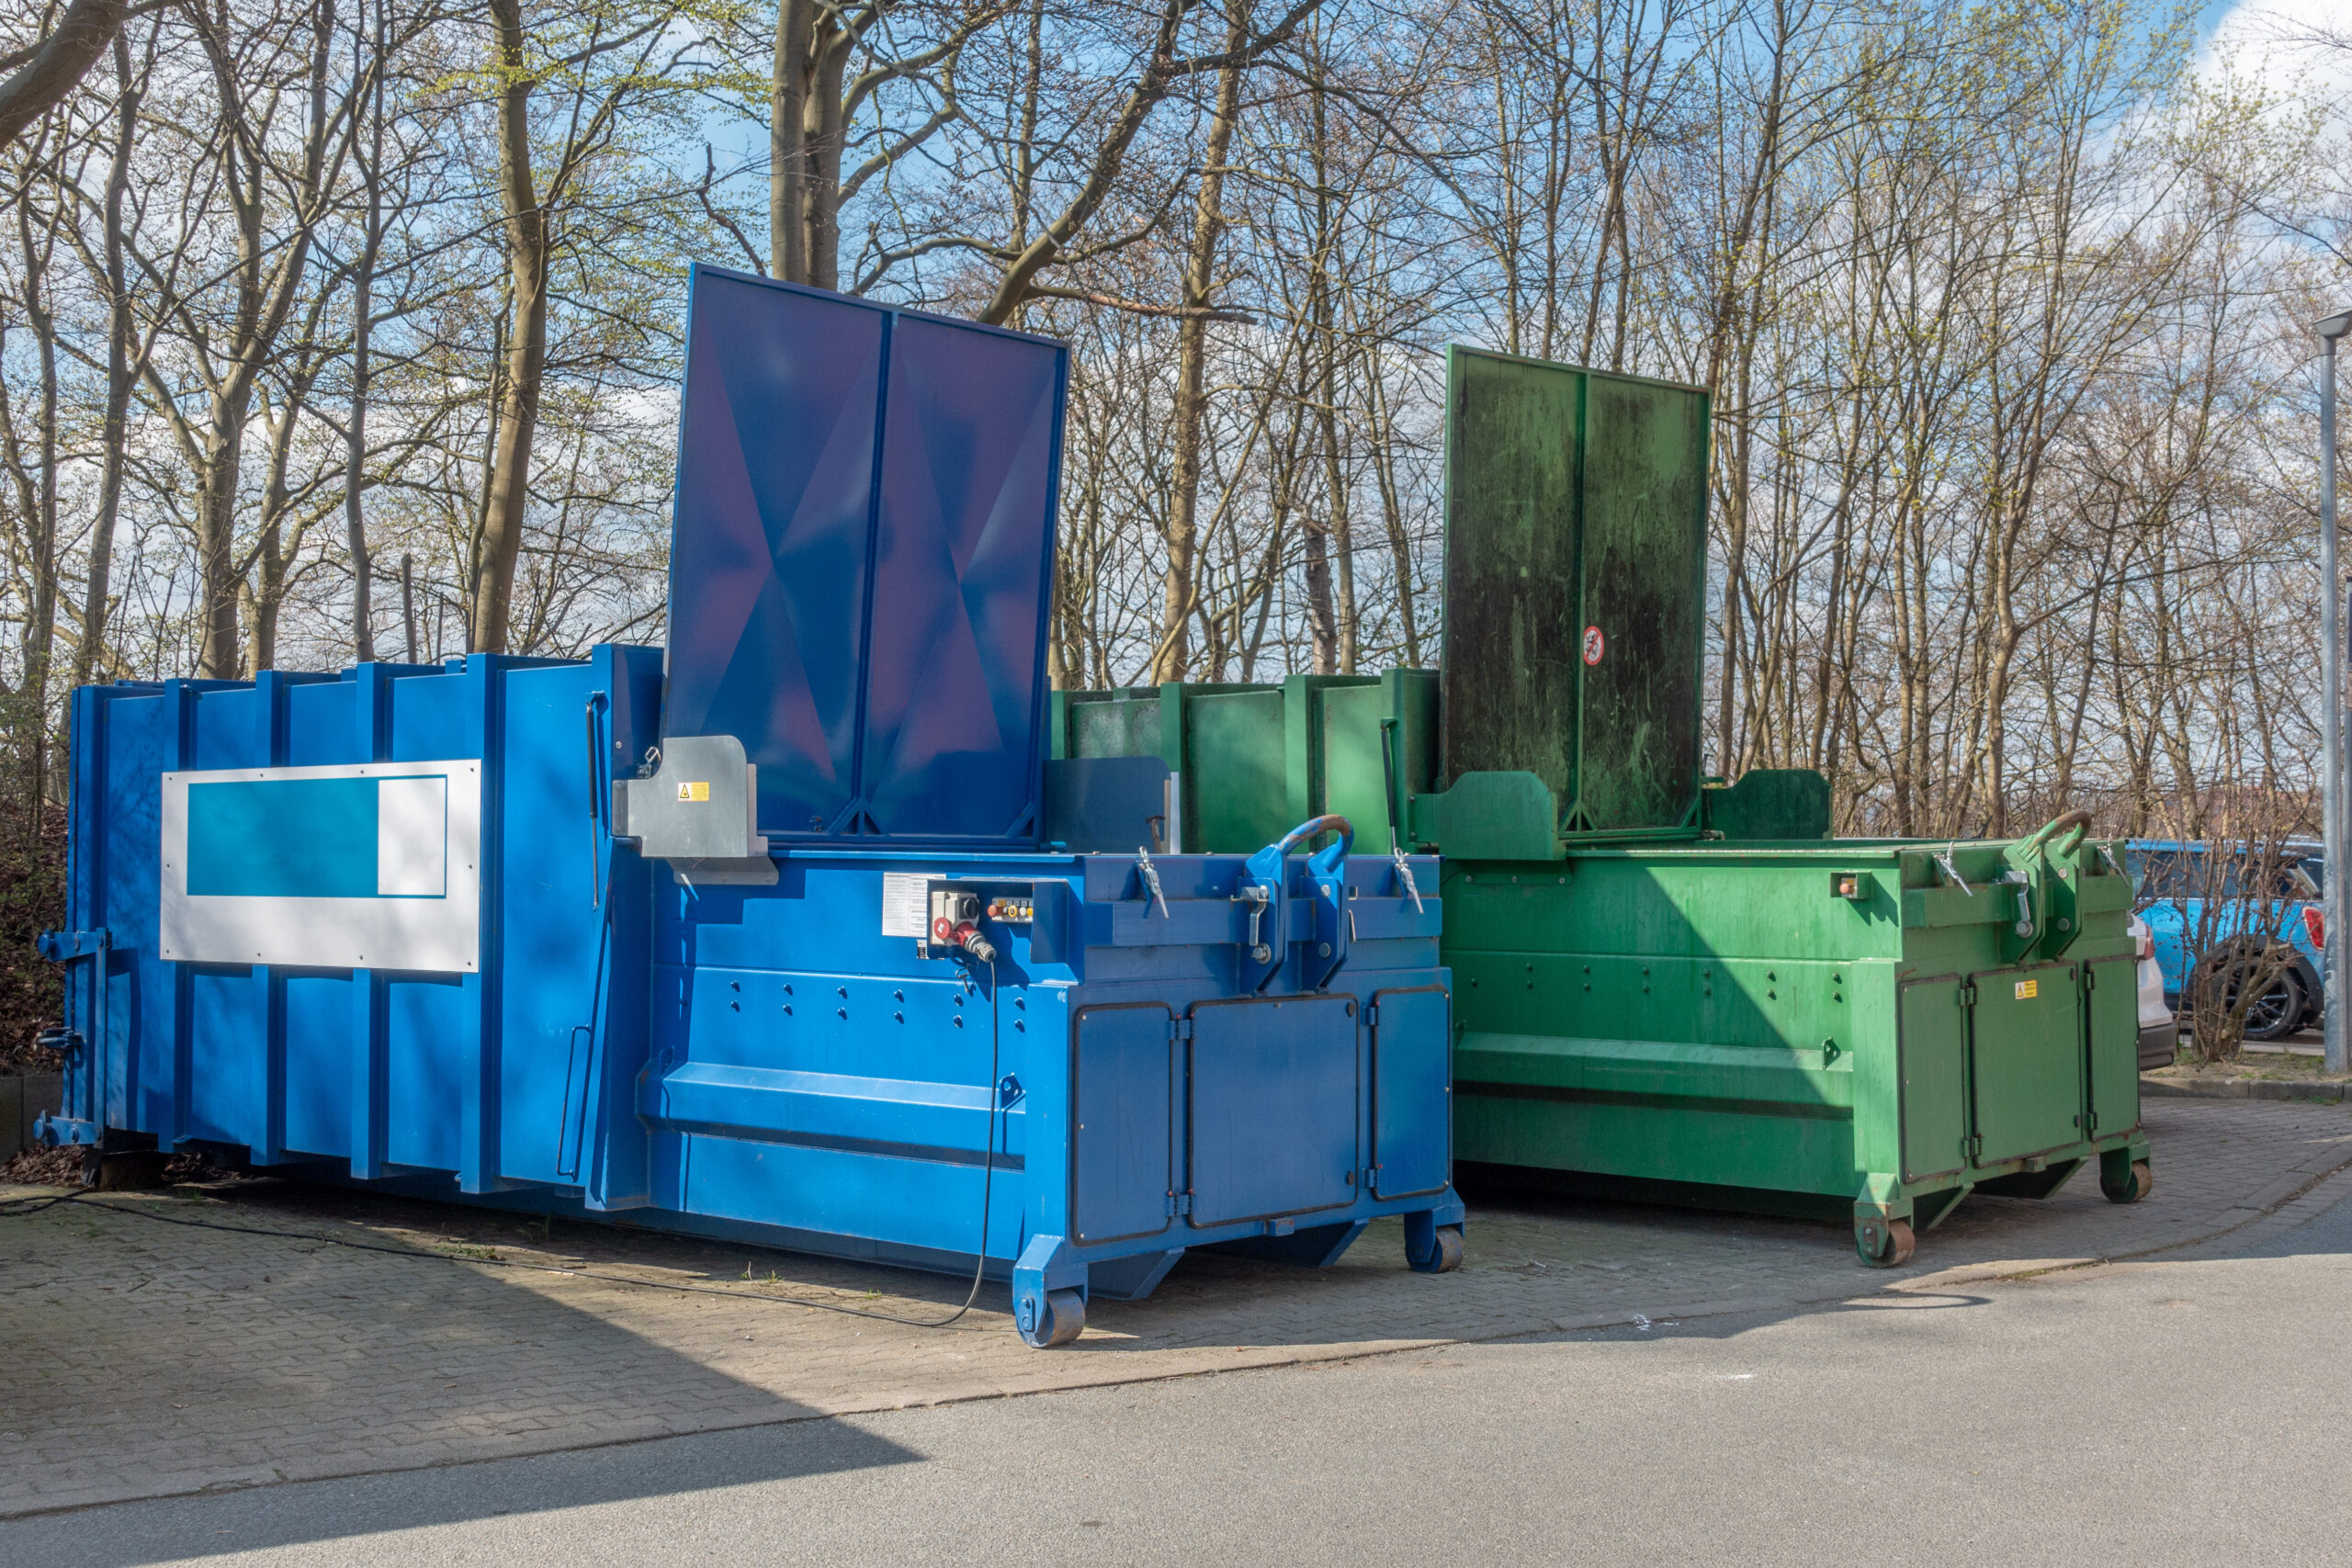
<box><xmin>39</xmin><ymin>929</ymin><xmax>110</xmax><ymax>962</ymax></box>
<box><xmin>1364</xmin><ymin>1005</ymin><xmax>1379</xmax><ymax>1030</ymax></box>
<box><xmin>1165</xmin><ymin>1190</ymin><xmax>1193</xmax><ymax>1217</ymax></box>
<box><xmin>1169</xmin><ymin>1016</ymin><xmax>1193</xmax><ymax>1043</ymax></box>
<box><xmin>2082</xmin><ymin>966</ymin><xmax>2095</xmax><ymax>991</ymax></box>
<box><xmin>1363</xmin><ymin>1165</ymin><xmax>1382</xmax><ymax>1192</ymax></box>
<box><xmin>1964</xmin><ymin>1133</ymin><xmax>1984</xmax><ymax>1162</ymax></box>
<box><xmin>1958</xmin><ymin>981</ymin><xmax>1977</xmax><ymax>1007</ymax></box>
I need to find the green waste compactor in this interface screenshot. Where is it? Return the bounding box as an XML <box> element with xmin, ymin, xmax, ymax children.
<box><xmin>1054</xmin><ymin>344</ymin><xmax>2152</xmax><ymax>1265</ymax></box>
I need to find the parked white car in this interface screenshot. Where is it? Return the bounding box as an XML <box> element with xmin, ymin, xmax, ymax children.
<box><xmin>2132</xmin><ymin>912</ymin><xmax>2177</xmax><ymax>1070</ymax></box>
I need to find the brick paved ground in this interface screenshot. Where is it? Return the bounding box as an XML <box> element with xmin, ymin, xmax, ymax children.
<box><xmin>5</xmin><ymin>1095</ymin><xmax>2346</xmax><ymax>1517</ymax></box>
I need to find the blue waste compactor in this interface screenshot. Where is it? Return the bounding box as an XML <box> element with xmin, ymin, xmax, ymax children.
<box><xmin>36</xmin><ymin>266</ymin><xmax>1465</xmax><ymax>1347</ymax></box>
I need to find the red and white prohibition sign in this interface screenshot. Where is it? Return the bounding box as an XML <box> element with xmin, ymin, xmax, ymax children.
<box><xmin>1582</xmin><ymin>625</ymin><xmax>1606</xmax><ymax>666</ymax></box>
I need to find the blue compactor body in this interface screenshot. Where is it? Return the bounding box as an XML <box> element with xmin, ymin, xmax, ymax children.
<box><xmin>36</xmin><ymin>267</ymin><xmax>1464</xmax><ymax>1345</ymax></box>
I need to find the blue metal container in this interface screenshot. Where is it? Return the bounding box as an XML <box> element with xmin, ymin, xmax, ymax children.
<box><xmin>38</xmin><ymin>267</ymin><xmax>1465</xmax><ymax>1347</ymax></box>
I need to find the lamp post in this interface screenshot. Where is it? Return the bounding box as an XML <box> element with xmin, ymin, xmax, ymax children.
<box><xmin>2319</xmin><ymin>310</ymin><xmax>2352</xmax><ymax>1075</ymax></box>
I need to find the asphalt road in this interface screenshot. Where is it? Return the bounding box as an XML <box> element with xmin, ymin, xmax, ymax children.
<box><xmin>18</xmin><ymin>1185</ymin><xmax>2352</xmax><ymax>1568</ymax></box>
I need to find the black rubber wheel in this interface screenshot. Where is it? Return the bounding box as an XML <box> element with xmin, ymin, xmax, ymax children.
<box><xmin>2196</xmin><ymin>954</ymin><xmax>2305</xmax><ymax>1043</ymax></box>
<box><xmin>2102</xmin><ymin>1159</ymin><xmax>2154</xmax><ymax>1204</ymax></box>
<box><xmin>1856</xmin><ymin>1217</ymin><xmax>1915</xmax><ymax>1268</ymax></box>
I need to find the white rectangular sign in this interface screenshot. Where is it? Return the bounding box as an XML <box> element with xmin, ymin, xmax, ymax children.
<box><xmin>159</xmin><ymin>760</ymin><xmax>482</xmax><ymax>973</ymax></box>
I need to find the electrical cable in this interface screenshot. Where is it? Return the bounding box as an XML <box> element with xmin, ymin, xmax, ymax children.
<box><xmin>1</xmin><ymin>963</ymin><xmax>1011</xmax><ymax>1332</ymax></box>
<box><xmin>0</xmin><ymin>1185</ymin><xmax>1001</xmax><ymax>1329</ymax></box>
<box><xmin>887</xmin><ymin>953</ymin><xmax>1005</xmax><ymax>1331</ymax></box>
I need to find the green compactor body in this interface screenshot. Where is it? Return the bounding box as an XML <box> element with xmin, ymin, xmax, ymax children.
<box><xmin>1055</xmin><ymin>346</ymin><xmax>2152</xmax><ymax>1265</ymax></box>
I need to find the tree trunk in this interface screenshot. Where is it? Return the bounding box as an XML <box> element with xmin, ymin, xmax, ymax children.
<box><xmin>771</xmin><ymin>0</ymin><xmax>850</xmax><ymax>288</ymax></box>
<box><xmin>344</xmin><ymin>0</ymin><xmax>385</xmax><ymax>662</ymax></box>
<box><xmin>71</xmin><ymin>30</ymin><xmax>136</xmax><ymax>690</ymax></box>
<box><xmin>769</xmin><ymin>0</ymin><xmax>810</xmax><ymax>281</ymax></box>
<box><xmin>1150</xmin><ymin>2</ymin><xmax>1249</xmax><ymax>683</ymax></box>
<box><xmin>470</xmin><ymin>0</ymin><xmax>549</xmax><ymax>655</ymax></box>
<box><xmin>0</xmin><ymin>0</ymin><xmax>126</xmax><ymax>151</ymax></box>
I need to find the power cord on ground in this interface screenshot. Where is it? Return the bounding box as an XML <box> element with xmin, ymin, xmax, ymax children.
<box><xmin>0</xmin><ymin>1069</ymin><xmax>1009</xmax><ymax>1335</ymax></box>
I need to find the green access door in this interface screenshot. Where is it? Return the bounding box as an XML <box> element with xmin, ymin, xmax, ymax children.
<box><xmin>1898</xmin><ymin>976</ymin><xmax>1970</xmax><ymax>1183</ymax></box>
<box><xmin>2084</xmin><ymin>954</ymin><xmax>2141</xmax><ymax>1140</ymax></box>
<box><xmin>1439</xmin><ymin>346</ymin><xmax>1709</xmax><ymax>835</ymax></box>
<box><xmin>1969</xmin><ymin>964</ymin><xmax>2086</xmax><ymax>1164</ymax></box>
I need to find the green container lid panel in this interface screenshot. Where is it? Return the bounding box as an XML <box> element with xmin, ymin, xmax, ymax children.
<box><xmin>1065</xmin><ymin>692</ymin><xmax>1162</xmax><ymax>764</ymax></box>
<box><xmin>1441</xmin><ymin>347</ymin><xmax>1710</xmax><ymax>838</ymax></box>
<box><xmin>1576</xmin><ymin>373</ymin><xmax>1708</xmax><ymax>830</ymax></box>
<box><xmin>1182</xmin><ymin>689</ymin><xmax>1288</xmax><ymax>854</ymax></box>
<box><xmin>1442</xmin><ymin>348</ymin><xmax>1585</xmax><ymax>808</ymax></box>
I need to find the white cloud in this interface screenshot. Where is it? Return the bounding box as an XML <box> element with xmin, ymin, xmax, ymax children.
<box><xmin>2199</xmin><ymin>0</ymin><xmax>2352</xmax><ymax>97</ymax></box>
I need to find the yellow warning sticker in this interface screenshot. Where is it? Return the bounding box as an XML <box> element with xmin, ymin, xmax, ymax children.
<box><xmin>2015</xmin><ymin>978</ymin><xmax>2039</xmax><ymax>999</ymax></box>
<box><xmin>676</xmin><ymin>781</ymin><xmax>709</xmax><ymax>803</ymax></box>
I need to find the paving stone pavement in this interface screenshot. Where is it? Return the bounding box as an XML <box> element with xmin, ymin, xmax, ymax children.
<box><xmin>4</xmin><ymin>1096</ymin><xmax>2346</xmax><ymax>1517</ymax></box>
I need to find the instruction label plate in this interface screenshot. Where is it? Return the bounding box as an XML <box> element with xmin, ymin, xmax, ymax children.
<box><xmin>881</xmin><ymin>873</ymin><xmax>931</xmax><ymax>938</ymax></box>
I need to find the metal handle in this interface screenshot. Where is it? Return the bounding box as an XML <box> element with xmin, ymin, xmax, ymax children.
<box><xmin>583</xmin><ymin>692</ymin><xmax>607</xmax><ymax>908</ymax></box>
<box><xmin>1265</xmin><ymin>814</ymin><xmax>1354</xmax><ymax>862</ymax></box>
<box><xmin>1379</xmin><ymin>717</ymin><xmax>1403</xmax><ymax>845</ymax></box>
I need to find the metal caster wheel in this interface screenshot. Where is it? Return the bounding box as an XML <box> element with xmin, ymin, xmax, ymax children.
<box><xmin>2101</xmin><ymin>1159</ymin><xmax>2153</xmax><ymax>1204</ymax></box>
<box><xmin>1018</xmin><ymin>1287</ymin><xmax>1086</xmax><ymax>1348</ymax></box>
<box><xmin>1856</xmin><ymin>1217</ymin><xmax>1915</xmax><ymax>1269</ymax></box>
<box><xmin>1409</xmin><ymin>1223</ymin><xmax>1464</xmax><ymax>1274</ymax></box>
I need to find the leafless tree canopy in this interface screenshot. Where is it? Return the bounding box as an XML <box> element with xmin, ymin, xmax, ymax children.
<box><xmin>0</xmin><ymin>0</ymin><xmax>2346</xmax><ymax>839</ymax></box>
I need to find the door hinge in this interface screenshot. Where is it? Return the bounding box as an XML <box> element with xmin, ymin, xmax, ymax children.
<box><xmin>1964</xmin><ymin>1133</ymin><xmax>1984</xmax><ymax>1162</ymax></box>
<box><xmin>39</xmin><ymin>929</ymin><xmax>110</xmax><ymax>962</ymax></box>
<box><xmin>2081</xmin><ymin>965</ymin><xmax>2094</xmax><ymax>991</ymax></box>
<box><xmin>1364</xmin><ymin>1004</ymin><xmax>1379</xmax><ymax>1030</ymax></box>
<box><xmin>1166</xmin><ymin>1190</ymin><xmax>1193</xmax><ymax>1217</ymax></box>
<box><xmin>1363</xmin><ymin>1165</ymin><xmax>1382</xmax><ymax>1192</ymax></box>
<box><xmin>1169</xmin><ymin>1016</ymin><xmax>1193</xmax><ymax>1042</ymax></box>
<box><xmin>2084</xmin><ymin>1110</ymin><xmax>2098</xmax><ymax>1134</ymax></box>
<box><xmin>1958</xmin><ymin>981</ymin><xmax>1978</xmax><ymax>1007</ymax></box>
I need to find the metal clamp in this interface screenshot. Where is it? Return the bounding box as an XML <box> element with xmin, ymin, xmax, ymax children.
<box><xmin>1934</xmin><ymin>848</ymin><xmax>1973</xmax><ymax>897</ymax></box>
<box><xmin>2000</xmin><ymin>867</ymin><xmax>2034</xmax><ymax>939</ymax></box>
<box><xmin>1391</xmin><ymin>846</ymin><xmax>1425</xmax><ymax>914</ymax></box>
<box><xmin>1234</xmin><ymin>884</ymin><xmax>1272</xmax><ymax>962</ymax></box>
<box><xmin>1135</xmin><ymin>846</ymin><xmax>1170</xmax><ymax>918</ymax></box>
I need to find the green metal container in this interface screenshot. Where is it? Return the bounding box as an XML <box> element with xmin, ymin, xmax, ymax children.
<box><xmin>1054</xmin><ymin>344</ymin><xmax>2152</xmax><ymax>1264</ymax></box>
<box><xmin>1442</xmin><ymin>829</ymin><xmax>2152</xmax><ymax>1264</ymax></box>
<box><xmin>1052</xmin><ymin>672</ymin><xmax>1438</xmax><ymax>856</ymax></box>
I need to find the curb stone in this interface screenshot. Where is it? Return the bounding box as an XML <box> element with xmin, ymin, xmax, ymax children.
<box><xmin>2141</xmin><ymin>1074</ymin><xmax>2346</xmax><ymax>1105</ymax></box>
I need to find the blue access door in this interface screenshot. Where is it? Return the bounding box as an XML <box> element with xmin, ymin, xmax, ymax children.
<box><xmin>1186</xmin><ymin>995</ymin><xmax>1358</xmax><ymax>1225</ymax></box>
<box><xmin>1369</xmin><ymin>987</ymin><xmax>1451</xmax><ymax>1198</ymax></box>
<box><xmin>1069</xmin><ymin>1004</ymin><xmax>1177</xmax><ymax>1245</ymax></box>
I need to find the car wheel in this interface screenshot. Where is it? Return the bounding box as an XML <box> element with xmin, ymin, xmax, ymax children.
<box><xmin>2217</xmin><ymin>956</ymin><xmax>2306</xmax><ymax>1043</ymax></box>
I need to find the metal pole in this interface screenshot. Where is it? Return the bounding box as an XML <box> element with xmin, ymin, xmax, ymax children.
<box><xmin>2319</xmin><ymin>311</ymin><xmax>2351</xmax><ymax>1074</ymax></box>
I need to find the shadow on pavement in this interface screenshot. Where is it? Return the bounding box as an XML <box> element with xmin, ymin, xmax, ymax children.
<box><xmin>4</xmin><ymin>1418</ymin><xmax>918</xmax><ymax>1567</ymax></box>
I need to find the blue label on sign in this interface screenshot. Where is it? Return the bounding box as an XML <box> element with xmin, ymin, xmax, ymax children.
<box><xmin>187</xmin><ymin>776</ymin><xmax>447</xmax><ymax>899</ymax></box>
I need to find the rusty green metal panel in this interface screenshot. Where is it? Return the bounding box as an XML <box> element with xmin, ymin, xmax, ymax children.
<box><xmin>1057</xmin><ymin>688</ymin><xmax>1161</xmax><ymax>764</ymax></box>
<box><xmin>1439</xmin><ymin>347</ymin><xmax>1709</xmax><ymax>840</ymax></box>
<box><xmin>1576</xmin><ymin>372</ymin><xmax>1709</xmax><ymax>829</ymax></box>
<box><xmin>1442</xmin><ymin>348</ymin><xmax>1584</xmax><ymax>808</ymax></box>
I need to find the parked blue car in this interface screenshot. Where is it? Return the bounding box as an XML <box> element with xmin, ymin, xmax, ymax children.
<box><xmin>2129</xmin><ymin>840</ymin><xmax>2324</xmax><ymax>1042</ymax></box>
